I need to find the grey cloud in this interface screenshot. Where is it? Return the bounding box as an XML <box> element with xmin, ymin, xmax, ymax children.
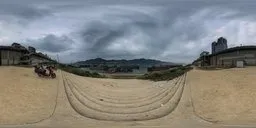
<box><xmin>27</xmin><ymin>34</ymin><xmax>74</xmax><ymax>53</ymax></box>
<box><xmin>80</xmin><ymin>21</ymin><xmax>129</xmax><ymax>51</ymax></box>
<box><xmin>0</xmin><ymin>4</ymin><xmax>51</xmax><ymax>20</ymax></box>
<box><xmin>75</xmin><ymin>5</ymin><xmax>209</xmax><ymax>61</ymax></box>
<box><xmin>1</xmin><ymin>0</ymin><xmax>256</xmax><ymax>63</ymax></box>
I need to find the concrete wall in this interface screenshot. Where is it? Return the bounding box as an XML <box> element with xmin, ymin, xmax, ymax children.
<box><xmin>0</xmin><ymin>50</ymin><xmax>23</xmax><ymax>65</ymax></box>
<box><xmin>210</xmin><ymin>50</ymin><xmax>256</xmax><ymax>67</ymax></box>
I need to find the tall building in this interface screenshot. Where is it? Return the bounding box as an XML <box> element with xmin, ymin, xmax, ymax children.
<box><xmin>211</xmin><ymin>41</ymin><xmax>217</xmax><ymax>54</ymax></box>
<box><xmin>212</xmin><ymin>37</ymin><xmax>228</xmax><ymax>54</ymax></box>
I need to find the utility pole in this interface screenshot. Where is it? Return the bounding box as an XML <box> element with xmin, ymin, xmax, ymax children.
<box><xmin>57</xmin><ymin>54</ymin><xmax>60</xmax><ymax>63</ymax></box>
<box><xmin>56</xmin><ymin>54</ymin><xmax>60</xmax><ymax>68</ymax></box>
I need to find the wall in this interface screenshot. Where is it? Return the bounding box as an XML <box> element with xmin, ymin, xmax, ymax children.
<box><xmin>210</xmin><ymin>50</ymin><xmax>256</xmax><ymax>67</ymax></box>
<box><xmin>1</xmin><ymin>50</ymin><xmax>8</xmax><ymax>65</ymax></box>
<box><xmin>0</xmin><ymin>50</ymin><xmax>24</xmax><ymax>65</ymax></box>
<box><xmin>0</xmin><ymin>50</ymin><xmax>53</xmax><ymax>66</ymax></box>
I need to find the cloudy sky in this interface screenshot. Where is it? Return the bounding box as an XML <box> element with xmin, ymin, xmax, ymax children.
<box><xmin>0</xmin><ymin>0</ymin><xmax>256</xmax><ymax>63</ymax></box>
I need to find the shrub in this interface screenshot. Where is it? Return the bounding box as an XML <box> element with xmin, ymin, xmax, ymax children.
<box><xmin>138</xmin><ymin>66</ymin><xmax>192</xmax><ymax>81</ymax></box>
<box><xmin>59</xmin><ymin>65</ymin><xmax>105</xmax><ymax>78</ymax></box>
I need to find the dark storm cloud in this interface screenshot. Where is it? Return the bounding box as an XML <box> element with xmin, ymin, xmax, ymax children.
<box><xmin>27</xmin><ymin>34</ymin><xmax>74</xmax><ymax>53</ymax></box>
<box><xmin>76</xmin><ymin>5</ymin><xmax>208</xmax><ymax>60</ymax></box>
<box><xmin>80</xmin><ymin>21</ymin><xmax>128</xmax><ymax>51</ymax></box>
<box><xmin>1</xmin><ymin>0</ymin><xmax>256</xmax><ymax>63</ymax></box>
<box><xmin>0</xmin><ymin>4</ymin><xmax>51</xmax><ymax>20</ymax></box>
<box><xmin>78</xmin><ymin>19</ymin><xmax>151</xmax><ymax>58</ymax></box>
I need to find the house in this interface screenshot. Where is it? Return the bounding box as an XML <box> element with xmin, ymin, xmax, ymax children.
<box><xmin>0</xmin><ymin>44</ymin><xmax>29</xmax><ymax>65</ymax></box>
<box><xmin>0</xmin><ymin>43</ymin><xmax>55</xmax><ymax>66</ymax></box>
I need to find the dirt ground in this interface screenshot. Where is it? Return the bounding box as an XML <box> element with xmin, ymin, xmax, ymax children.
<box><xmin>188</xmin><ymin>67</ymin><xmax>256</xmax><ymax>124</ymax></box>
<box><xmin>62</xmin><ymin>71</ymin><xmax>185</xmax><ymax>121</ymax></box>
<box><xmin>0</xmin><ymin>66</ymin><xmax>58</xmax><ymax>124</ymax></box>
<box><xmin>1</xmin><ymin>66</ymin><xmax>256</xmax><ymax>128</ymax></box>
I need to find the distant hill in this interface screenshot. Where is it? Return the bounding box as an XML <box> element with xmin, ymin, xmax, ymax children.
<box><xmin>74</xmin><ymin>58</ymin><xmax>178</xmax><ymax>67</ymax></box>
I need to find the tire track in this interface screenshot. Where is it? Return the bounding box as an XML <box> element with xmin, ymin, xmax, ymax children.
<box><xmin>63</xmin><ymin>73</ymin><xmax>186</xmax><ymax>121</ymax></box>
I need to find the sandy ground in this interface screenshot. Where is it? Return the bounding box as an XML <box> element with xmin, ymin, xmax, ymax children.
<box><xmin>1</xmin><ymin>66</ymin><xmax>256</xmax><ymax>128</ymax></box>
<box><xmin>0</xmin><ymin>66</ymin><xmax>58</xmax><ymax>124</ymax></box>
<box><xmin>188</xmin><ymin>67</ymin><xmax>256</xmax><ymax>124</ymax></box>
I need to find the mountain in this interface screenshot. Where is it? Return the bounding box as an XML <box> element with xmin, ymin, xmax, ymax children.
<box><xmin>74</xmin><ymin>58</ymin><xmax>178</xmax><ymax>67</ymax></box>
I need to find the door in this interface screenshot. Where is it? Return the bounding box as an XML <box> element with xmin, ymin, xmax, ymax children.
<box><xmin>236</xmin><ymin>61</ymin><xmax>244</xmax><ymax>68</ymax></box>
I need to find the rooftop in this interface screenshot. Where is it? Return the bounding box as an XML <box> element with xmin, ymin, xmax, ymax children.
<box><xmin>1</xmin><ymin>44</ymin><xmax>54</xmax><ymax>61</ymax></box>
<box><xmin>0</xmin><ymin>46</ymin><xmax>28</xmax><ymax>52</ymax></box>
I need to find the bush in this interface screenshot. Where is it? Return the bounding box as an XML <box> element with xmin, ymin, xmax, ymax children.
<box><xmin>138</xmin><ymin>66</ymin><xmax>192</xmax><ymax>81</ymax></box>
<box><xmin>59</xmin><ymin>65</ymin><xmax>105</xmax><ymax>78</ymax></box>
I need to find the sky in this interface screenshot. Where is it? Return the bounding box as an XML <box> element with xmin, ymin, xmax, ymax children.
<box><xmin>0</xmin><ymin>0</ymin><xmax>256</xmax><ymax>63</ymax></box>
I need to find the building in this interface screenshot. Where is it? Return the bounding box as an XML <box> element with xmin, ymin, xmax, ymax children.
<box><xmin>0</xmin><ymin>43</ymin><xmax>54</xmax><ymax>66</ymax></box>
<box><xmin>132</xmin><ymin>66</ymin><xmax>148</xmax><ymax>74</ymax></box>
<box><xmin>11</xmin><ymin>43</ymin><xmax>27</xmax><ymax>50</ymax></box>
<box><xmin>209</xmin><ymin>46</ymin><xmax>256</xmax><ymax>67</ymax></box>
<box><xmin>200</xmin><ymin>51</ymin><xmax>209</xmax><ymax>57</ymax></box>
<box><xmin>212</xmin><ymin>37</ymin><xmax>228</xmax><ymax>54</ymax></box>
<box><xmin>0</xmin><ymin>45</ymin><xmax>29</xmax><ymax>65</ymax></box>
<box><xmin>193</xmin><ymin>37</ymin><xmax>256</xmax><ymax>67</ymax></box>
<box><xmin>28</xmin><ymin>46</ymin><xmax>36</xmax><ymax>53</ymax></box>
<box><xmin>20</xmin><ymin>53</ymin><xmax>53</xmax><ymax>66</ymax></box>
<box><xmin>211</xmin><ymin>41</ymin><xmax>216</xmax><ymax>54</ymax></box>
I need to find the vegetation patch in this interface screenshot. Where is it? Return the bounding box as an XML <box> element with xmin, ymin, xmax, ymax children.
<box><xmin>105</xmin><ymin>73</ymin><xmax>143</xmax><ymax>79</ymax></box>
<box><xmin>137</xmin><ymin>65</ymin><xmax>192</xmax><ymax>81</ymax></box>
<box><xmin>58</xmin><ymin>64</ymin><xmax>192</xmax><ymax>80</ymax></box>
<box><xmin>59</xmin><ymin>64</ymin><xmax>106</xmax><ymax>78</ymax></box>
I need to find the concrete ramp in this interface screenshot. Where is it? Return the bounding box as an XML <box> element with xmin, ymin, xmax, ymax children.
<box><xmin>62</xmin><ymin>72</ymin><xmax>185</xmax><ymax>121</ymax></box>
